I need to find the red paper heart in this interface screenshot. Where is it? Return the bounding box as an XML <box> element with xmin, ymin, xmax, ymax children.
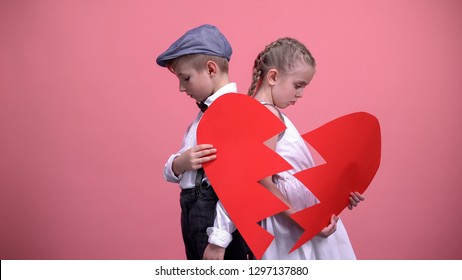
<box><xmin>197</xmin><ymin>93</ymin><xmax>381</xmax><ymax>259</ymax></box>
<box><xmin>290</xmin><ymin>111</ymin><xmax>381</xmax><ymax>252</ymax></box>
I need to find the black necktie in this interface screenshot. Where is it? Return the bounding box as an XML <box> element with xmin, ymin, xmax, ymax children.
<box><xmin>196</xmin><ymin>102</ymin><xmax>208</xmax><ymax>112</ymax></box>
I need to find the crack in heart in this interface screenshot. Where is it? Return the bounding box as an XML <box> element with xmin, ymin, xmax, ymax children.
<box><xmin>198</xmin><ymin>93</ymin><xmax>381</xmax><ymax>259</ymax></box>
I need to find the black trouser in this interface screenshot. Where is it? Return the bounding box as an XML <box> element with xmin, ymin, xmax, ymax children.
<box><xmin>180</xmin><ymin>185</ymin><xmax>252</xmax><ymax>260</ymax></box>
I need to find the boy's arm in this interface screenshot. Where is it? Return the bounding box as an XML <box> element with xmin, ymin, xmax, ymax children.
<box><xmin>172</xmin><ymin>144</ymin><xmax>217</xmax><ymax>175</ymax></box>
<box><xmin>163</xmin><ymin>153</ymin><xmax>183</xmax><ymax>183</ymax></box>
<box><xmin>163</xmin><ymin>145</ymin><xmax>217</xmax><ymax>183</ymax></box>
<box><xmin>203</xmin><ymin>201</ymin><xmax>235</xmax><ymax>260</ymax></box>
<box><xmin>163</xmin><ymin>124</ymin><xmax>190</xmax><ymax>183</ymax></box>
<box><xmin>207</xmin><ymin>201</ymin><xmax>235</xmax><ymax>246</ymax></box>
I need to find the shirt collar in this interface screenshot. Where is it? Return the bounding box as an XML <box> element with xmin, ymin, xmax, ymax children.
<box><xmin>203</xmin><ymin>82</ymin><xmax>237</xmax><ymax>107</ymax></box>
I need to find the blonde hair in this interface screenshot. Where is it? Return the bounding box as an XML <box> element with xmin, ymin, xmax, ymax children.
<box><xmin>248</xmin><ymin>37</ymin><xmax>316</xmax><ymax>96</ymax></box>
<box><xmin>168</xmin><ymin>54</ymin><xmax>229</xmax><ymax>73</ymax></box>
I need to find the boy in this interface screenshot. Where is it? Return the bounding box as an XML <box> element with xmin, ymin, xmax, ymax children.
<box><xmin>156</xmin><ymin>24</ymin><xmax>250</xmax><ymax>260</ymax></box>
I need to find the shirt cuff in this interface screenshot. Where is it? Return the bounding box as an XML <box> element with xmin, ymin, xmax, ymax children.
<box><xmin>163</xmin><ymin>154</ymin><xmax>182</xmax><ymax>183</ymax></box>
<box><xmin>207</xmin><ymin>227</ymin><xmax>233</xmax><ymax>248</ymax></box>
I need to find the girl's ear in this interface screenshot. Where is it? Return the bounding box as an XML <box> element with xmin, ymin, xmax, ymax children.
<box><xmin>206</xmin><ymin>60</ymin><xmax>218</xmax><ymax>76</ymax></box>
<box><xmin>267</xmin><ymin>69</ymin><xmax>278</xmax><ymax>86</ymax></box>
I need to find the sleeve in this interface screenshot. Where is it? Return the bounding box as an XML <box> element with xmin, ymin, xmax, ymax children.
<box><xmin>163</xmin><ymin>153</ymin><xmax>183</xmax><ymax>183</ymax></box>
<box><xmin>207</xmin><ymin>201</ymin><xmax>236</xmax><ymax>248</ymax></box>
<box><xmin>163</xmin><ymin>122</ymin><xmax>193</xmax><ymax>183</ymax></box>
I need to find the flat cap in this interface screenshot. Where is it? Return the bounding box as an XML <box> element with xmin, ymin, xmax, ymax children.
<box><xmin>156</xmin><ymin>24</ymin><xmax>232</xmax><ymax>67</ymax></box>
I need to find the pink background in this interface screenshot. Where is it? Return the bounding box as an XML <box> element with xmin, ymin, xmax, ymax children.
<box><xmin>1</xmin><ymin>0</ymin><xmax>461</xmax><ymax>260</ymax></box>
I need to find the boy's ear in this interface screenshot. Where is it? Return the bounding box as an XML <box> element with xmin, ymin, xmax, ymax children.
<box><xmin>267</xmin><ymin>69</ymin><xmax>278</xmax><ymax>86</ymax></box>
<box><xmin>206</xmin><ymin>60</ymin><xmax>218</xmax><ymax>76</ymax></box>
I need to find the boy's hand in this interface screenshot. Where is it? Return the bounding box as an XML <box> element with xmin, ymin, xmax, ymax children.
<box><xmin>203</xmin><ymin>243</ymin><xmax>225</xmax><ymax>260</ymax></box>
<box><xmin>317</xmin><ymin>214</ymin><xmax>339</xmax><ymax>238</ymax></box>
<box><xmin>347</xmin><ymin>192</ymin><xmax>365</xmax><ymax>210</ymax></box>
<box><xmin>173</xmin><ymin>144</ymin><xmax>217</xmax><ymax>176</ymax></box>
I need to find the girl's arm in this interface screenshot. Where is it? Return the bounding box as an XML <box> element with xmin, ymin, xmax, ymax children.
<box><xmin>258</xmin><ymin>176</ymin><xmax>296</xmax><ymax>216</ymax></box>
<box><xmin>259</xmin><ymin>120</ymin><xmax>296</xmax><ymax>216</ymax></box>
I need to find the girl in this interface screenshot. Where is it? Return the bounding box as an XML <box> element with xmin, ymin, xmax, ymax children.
<box><xmin>205</xmin><ymin>37</ymin><xmax>364</xmax><ymax>260</ymax></box>
<box><xmin>248</xmin><ymin>37</ymin><xmax>364</xmax><ymax>259</ymax></box>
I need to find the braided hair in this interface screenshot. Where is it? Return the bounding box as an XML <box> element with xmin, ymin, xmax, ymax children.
<box><xmin>248</xmin><ymin>37</ymin><xmax>316</xmax><ymax>96</ymax></box>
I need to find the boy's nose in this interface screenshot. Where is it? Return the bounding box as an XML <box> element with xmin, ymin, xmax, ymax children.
<box><xmin>179</xmin><ymin>83</ymin><xmax>186</xmax><ymax>92</ymax></box>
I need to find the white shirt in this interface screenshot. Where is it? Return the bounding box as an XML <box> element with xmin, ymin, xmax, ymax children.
<box><xmin>163</xmin><ymin>82</ymin><xmax>238</xmax><ymax>189</ymax></box>
<box><xmin>163</xmin><ymin>82</ymin><xmax>239</xmax><ymax>249</ymax></box>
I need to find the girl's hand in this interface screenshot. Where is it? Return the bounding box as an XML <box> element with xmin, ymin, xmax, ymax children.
<box><xmin>173</xmin><ymin>144</ymin><xmax>217</xmax><ymax>175</ymax></box>
<box><xmin>317</xmin><ymin>214</ymin><xmax>339</xmax><ymax>238</ymax></box>
<box><xmin>347</xmin><ymin>192</ymin><xmax>365</xmax><ymax>210</ymax></box>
